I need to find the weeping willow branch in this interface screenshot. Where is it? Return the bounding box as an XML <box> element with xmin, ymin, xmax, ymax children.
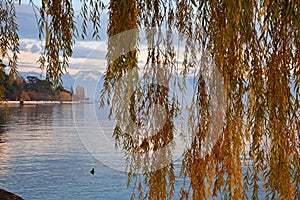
<box><xmin>0</xmin><ymin>0</ymin><xmax>19</xmax><ymax>90</ymax></box>
<box><xmin>0</xmin><ymin>0</ymin><xmax>299</xmax><ymax>199</ymax></box>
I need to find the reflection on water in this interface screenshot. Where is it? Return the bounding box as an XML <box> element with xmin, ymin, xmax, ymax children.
<box><xmin>0</xmin><ymin>104</ymin><xmax>266</xmax><ymax>199</ymax></box>
<box><xmin>0</xmin><ymin>104</ymin><xmax>130</xmax><ymax>200</ymax></box>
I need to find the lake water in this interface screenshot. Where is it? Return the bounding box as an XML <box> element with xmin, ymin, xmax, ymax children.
<box><xmin>0</xmin><ymin>103</ymin><xmax>266</xmax><ymax>200</ymax></box>
<box><xmin>0</xmin><ymin>104</ymin><xmax>135</xmax><ymax>200</ymax></box>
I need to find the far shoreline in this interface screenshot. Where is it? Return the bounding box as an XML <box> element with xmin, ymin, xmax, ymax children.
<box><xmin>0</xmin><ymin>100</ymin><xmax>82</xmax><ymax>107</ymax></box>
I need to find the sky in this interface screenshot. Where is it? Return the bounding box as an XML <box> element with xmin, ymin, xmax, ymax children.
<box><xmin>11</xmin><ymin>2</ymin><xmax>187</xmax><ymax>76</ymax></box>
<box><xmin>13</xmin><ymin>3</ymin><xmax>109</xmax><ymax>74</ymax></box>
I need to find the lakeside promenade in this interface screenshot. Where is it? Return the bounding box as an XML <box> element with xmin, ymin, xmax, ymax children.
<box><xmin>0</xmin><ymin>101</ymin><xmax>81</xmax><ymax>107</ymax></box>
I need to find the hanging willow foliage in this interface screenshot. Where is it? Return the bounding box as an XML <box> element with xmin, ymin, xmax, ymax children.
<box><xmin>0</xmin><ymin>0</ymin><xmax>299</xmax><ymax>199</ymax></box>
<box><xmin>37</xmin><ymin>0</ymin><xmax>77</xmax><ymax>88</ymax></box>
<box><xmin>0</xmin><ymin>0</ymin><xmax>19</xmax><ymax>101</ymax></box>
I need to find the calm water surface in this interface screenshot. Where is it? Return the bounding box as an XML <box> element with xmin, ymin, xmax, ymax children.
<box><xmin>0</xmin><ymin>104</ymin><xmax>132</xmax><ymax>200</ymax></box>
<box><xmin>0</xmin><ymin>104</ymin><xmax>264</xmax><ymax>199</ymax></box>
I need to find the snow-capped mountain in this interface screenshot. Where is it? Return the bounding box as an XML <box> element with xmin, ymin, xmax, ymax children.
<box><xmin>19</xmin><ymin>70</ymin><xmax>198</xmax><ymax>102</ymax></box>
<box><xmin>19</xmin><ymin>71</ymin><xmax>45</xmax><ymax>81</ymax></box>
<box><xmin>73</xmin><ymin>70</ymin><xmax>103</xmax><ymax>82</ymax></box>
<box><xmin>61</xmin><ymin>72</ymin><xmax>75</xmax><ymax>91</ymax></box>
<box><xmin>18</xmin><ymin>70</ymin><xmax>104</xmax><ymax>101</ymax></box>
<box><xmin>62</xmin><ymin>70</ymin><xmax>104</xmax><ymax>101</ymax></box>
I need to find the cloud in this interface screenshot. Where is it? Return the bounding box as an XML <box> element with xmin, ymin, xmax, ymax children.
<box><xmin>19</xmin><ymin>39</ymin><xmax>43</xmax><ymax>53</ymax></box>
<box><xmin>13</xmin><ymin>4</ymin><xmax>185</xmax><ymax>75</ymax></box>
<box><xmin>72</xmin><ymin>44</ymin><xmax>107</xmax><ymax>60</ymax></box>
<box><xmin>15</xmin><ymin>5</ymin><xmax>40</xmax><ymax>39</ymax></box>
<box><xmin>14</xmin><ymin>4</ymin><xmax>109</xmax><ymax>74</ymax></box>
<box><xmin>69</xmin><ymin>58</ymin><xmax>107</xmax><ymax>72</ymax></box>
<box><xmin>16</xmin><ymin>41</ymin><xmax>108</xmax><ymax>74</ymax></box>
<box><xmin>30</xmin><ymin>44</ymin><xmax>41</xmax><ymax>53</ymax></box>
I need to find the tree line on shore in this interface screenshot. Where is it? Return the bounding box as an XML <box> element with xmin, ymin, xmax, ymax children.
<box><xmin>0</xmin><ymin>71</ymin><xmax>72</xmax><ymax>101</ymax></box>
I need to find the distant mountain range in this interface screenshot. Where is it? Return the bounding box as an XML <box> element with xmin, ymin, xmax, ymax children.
<box><xmin>19</xmin><ymin>71</ymin><xmax>104</xmax><ymax>101</ymax></box>
<box><xmin>18</xmin><ymin>70</ymin><xmax>200</xmax><ymax>101</ymax></box>
<box><xmin>63</xmin><ymin>71</ymin><xmax>104</xmax><ymax>101</ymax></box>
<box><xmin>19</xmin><ymin>71</ymin><xmax>45</xmax><ymax>81</ymax></box>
